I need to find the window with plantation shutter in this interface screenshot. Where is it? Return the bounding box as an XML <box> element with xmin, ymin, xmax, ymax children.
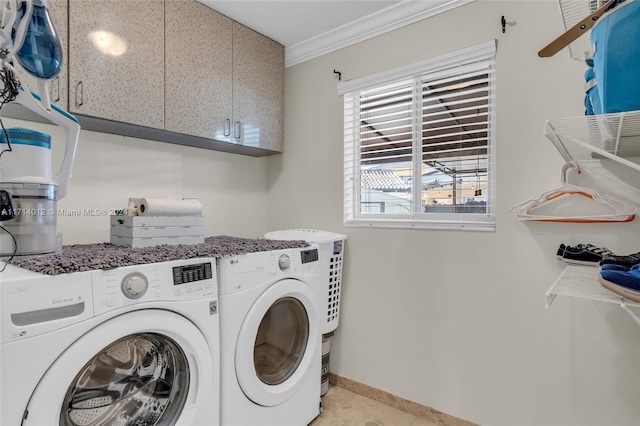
<box><xmin>339</xmin><ymin>40</ymin><xmax>496</xmax><ymax>231</ymax></box>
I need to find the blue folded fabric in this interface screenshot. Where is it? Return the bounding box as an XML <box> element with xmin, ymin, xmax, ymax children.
<box><xmin>600</xmin><ymin>264</ymin><xmax>640</xmax><ymax>291</ymax></box>
<box><xmin>600</xmin><ymin>264</ymin><xmax>629</xmax><ymax>272</ymax></box>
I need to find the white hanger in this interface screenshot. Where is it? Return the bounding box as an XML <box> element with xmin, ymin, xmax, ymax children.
<box><xmin>511</xmin><ymin>164</ymin><xmax>637</xmax><ymax>223</ymax></box>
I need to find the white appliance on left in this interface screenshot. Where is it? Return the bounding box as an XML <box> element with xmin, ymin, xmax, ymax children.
<box><xmin>1</xmin><ymin>258</ymin><xmax>220</xmax><ymax>425</ymax></box>
<box><xmin>0</xmin><ymin>0</ymin><xmax>81</xmax><ymax>256</ymax></box>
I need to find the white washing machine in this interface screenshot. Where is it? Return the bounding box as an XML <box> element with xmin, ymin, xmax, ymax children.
<box><xmin>218</xmin><ymin>246</ymin><xmax>323</xmax><ymax>426</ymax></box>
<box><xmin>1</xmin><ymin>258</ymin><xmax>220</xmax><ymax>426</ymax></box>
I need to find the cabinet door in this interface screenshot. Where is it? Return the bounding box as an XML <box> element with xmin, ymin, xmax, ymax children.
<box><xmin>68</xmin><ymin>0</ymin><xmax>164</xmax><ymax>129</ymax></box>
<box><xmin>232</xmin><ymin>22</ymin><xmax>284</xmax><ymax>152</ymax></box>
<box><xmin>165</xmin><ymin>0</ymin><xmax>232</xmax><ymax>141</ymax></box>
<box><xmin>13</xmin><ymin>0</ymin><xmax>68</xmax><ymax>109</ymax></box>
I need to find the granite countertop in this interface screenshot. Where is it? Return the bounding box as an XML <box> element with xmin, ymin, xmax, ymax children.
<box><xmin>7</xmin><ymin>235</ymin><xmax>309</xmax><ymax>275</ymax></box>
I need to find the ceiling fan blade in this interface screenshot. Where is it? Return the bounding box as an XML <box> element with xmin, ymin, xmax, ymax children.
<box><xmin>538</xmin><ymin>0</ymin><xmax>614</xmax><ymax>58</ymax></box>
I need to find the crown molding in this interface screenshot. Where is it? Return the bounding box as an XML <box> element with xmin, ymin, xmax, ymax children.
<box><xmin>285</xmin><ymin>0</ymin><xmax>475</xmax><ymax>68</ymax></box>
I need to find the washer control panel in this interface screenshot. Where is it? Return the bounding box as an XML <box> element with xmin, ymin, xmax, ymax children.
<box><xmin>92</xmin><ymin>258</ymin><xmax>217</xmax><ymax>316</ymax></box>
<box><xmin>173</xmin><ymin>262</ymin><xmax>213</xmax><ymax>285</ymax></box>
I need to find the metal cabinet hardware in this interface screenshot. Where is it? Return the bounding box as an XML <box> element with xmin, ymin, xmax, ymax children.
<box><xmin>224</xmin><ymin>119</ymin><xmax>231</xmax><ymax>137</ymax></box>
<box><xmin>75</xmin><ymin>81</ymin><xmax>83</xmax><ymax>107</ymax></box>
<box><xmin>234</xmin><ymin>121</ymin><xmax>241</xmax><ymax>139</ymax></box>
<box><xmin>52</xmin><ymin>76</ymin><xmax>60</xmax><ymax>103</ymax></box>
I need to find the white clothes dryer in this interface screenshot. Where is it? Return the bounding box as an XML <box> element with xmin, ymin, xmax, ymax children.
<box><xmin>1</xmin><ymin>258</ymin><xmax>220</xmax><ymax>426</ymax></box>
<box><xmin>218</xmin><ymin>246</ymin><xmax>323</xmax><ymax>426</ymax></box>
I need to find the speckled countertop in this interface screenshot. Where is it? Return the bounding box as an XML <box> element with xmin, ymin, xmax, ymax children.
<box><xmin>7</xmin><ymin>235</ymin><xmax>309</xmax><ymax>275</ymax></box>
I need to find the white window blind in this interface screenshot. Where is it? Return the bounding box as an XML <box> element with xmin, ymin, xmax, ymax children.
<box><xmin>340</xmin><ymin>40</ymin><xmax>496</xmax><ymax>231</ymax></box>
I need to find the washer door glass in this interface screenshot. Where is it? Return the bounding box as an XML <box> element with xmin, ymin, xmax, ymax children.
<box><xmin>60</xmin><ymin>332</ymin><xmax>189</xmax><ymax>426</ymax></box>
<box><xmin>254</xmin><ymin>297</ymin><xmax>309</xmax><ymax>385</ymax></box>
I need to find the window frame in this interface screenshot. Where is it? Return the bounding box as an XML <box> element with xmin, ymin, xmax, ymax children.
<box><xmin>339</xmin><ymin>40</ymin><xmax>497</xmax><ymax>232</ymax></box>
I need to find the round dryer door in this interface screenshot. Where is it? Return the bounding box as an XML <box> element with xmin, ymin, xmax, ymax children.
<box><xmin>235</xmin><ymin>278</ymin><xmax>319</xmax><ymax>407</ymax></box>
<box><xmin>22</xmin><ymin>310</ymin><xmax>214</xmax><ymax>426</ymax></box>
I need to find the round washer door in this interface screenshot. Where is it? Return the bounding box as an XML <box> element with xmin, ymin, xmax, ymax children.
<box><xmin>235</xmin><ymin>278</ymin><xmax>319</xmax><ymax>407</ymax></box>
<box><xmin>23</xmin><ymin>310</ymin><xmax>214</xmax><ymax>426</ymax></box>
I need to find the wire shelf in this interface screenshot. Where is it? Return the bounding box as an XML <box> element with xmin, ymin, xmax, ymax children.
<box><xmin>544</xmin><ymin>110</ymin><xmax>640</xmax><ymax>173</ymax></box>
<box><xmin>558</xmin><ymin>0</ymin><xmax>602</xmax><ymax>61</ymax></box>
<box><xmin>546</xmin><ymin>265</ymin><xmax>640</xmax><ymax>308</ymax></box>
<box><xmin>546</xmin><ymin>265</ymin><xmax>640</xmax><ymax>326</ymax></box>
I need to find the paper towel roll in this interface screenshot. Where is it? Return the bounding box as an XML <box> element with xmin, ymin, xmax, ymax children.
<box><xmin>138</xmin><ymin>198</ymin><xmax>203</xmax><ymax>217</ymax></box>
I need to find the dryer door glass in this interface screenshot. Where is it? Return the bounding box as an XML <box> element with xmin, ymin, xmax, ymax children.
<box><xmin>59</xmin><ymin>333</ymin><xmax>190</xmax><ymax>426</ymax></box>
<box><xmin>254</xmin><ymin>296</ymin><xmax>310</xmax><ymax>385</ymax></box>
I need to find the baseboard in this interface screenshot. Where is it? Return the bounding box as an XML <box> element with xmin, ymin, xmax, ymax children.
<box><xmin>328</xmin><ymin>373</ymin><xmax>478</xmax><ymax>426</ymax></box>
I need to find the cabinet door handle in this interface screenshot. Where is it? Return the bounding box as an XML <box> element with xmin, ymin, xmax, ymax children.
<box><xmin>224</xmin><ymin>119</ymin><xmax>231</xmax><ymax>137</ymax></box>
<box><xmin>75</xmin><ymin>81</ymin><xmax>84</xmax><ymax>107</ymax></box>
<box><xmin>234</xmin><ymin>121</ymin><xmax>241</xmax><ymax>139</ymax></box>
<box><xmin>52</xmin><ymin>76</ymin><xmax>60</xmax><ymax>103</ymax></box>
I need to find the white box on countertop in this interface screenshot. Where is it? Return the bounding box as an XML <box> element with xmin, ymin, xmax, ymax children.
<box><xmin>110</xmin><ymin>215</ymin><xmax>205</xmax><ymax>227</ymax></box>
<box><xmin>110</xmin><ymin>225</ymin><xmax>205</xmax><ymax>238</ymax></box>
<box><xmin>110</xmin><ymin>235</ymin><xmax>205</xmax><ymax>248</ymax></box>
<box><xmin>109</xmin><ymin>215</ymin><xmax>205</xmax><ymax>248</ymax></box>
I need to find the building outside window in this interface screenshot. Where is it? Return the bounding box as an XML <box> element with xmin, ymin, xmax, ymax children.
<box><xmin>339</xmin><ymin>40</ymin><xmax>497</xmax><ymax>231</ymax></box>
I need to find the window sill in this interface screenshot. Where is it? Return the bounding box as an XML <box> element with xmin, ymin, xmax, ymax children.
<box><xmin>344</xmin><ymin>218</ymin><xmax>495</xmax><ymax>232</ymax></box>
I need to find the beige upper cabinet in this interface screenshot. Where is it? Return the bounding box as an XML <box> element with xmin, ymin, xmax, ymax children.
<box><xmin>232</xmin><ymin>22</ymin><xmax>284</xmax><ymax>152</ymax></box>
<box><xmin>68</xmin><ymin>0</ymin><xmax>165</xmax><ymax>129</ymax></box>
<box><xmin>10</xmin><ymin>0</ymin><xmax>285</xmax><ymax>154</ymax></box>
<box><xmin>167</xmin><ymin>6</ymin><xmax>284</xmax><ymax>152</ymax></box>
<box><xmin>13</xmin><ymin>0</ymin><xmax>68</xmax><ymax>109</ymax></box>
<box><xmin>165</xmin><ymin>0</ymin><xmax>233</xmax><ymax>141</ymax></box>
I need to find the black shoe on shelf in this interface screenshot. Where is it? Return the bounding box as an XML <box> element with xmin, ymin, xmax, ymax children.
<box><xmin>599</xmin><ymin>252</ymin><xmax>640</xmax><ymax>268</ymax></box>
<box><xmin>557</xmin><ymin>243</ymin><xmax>603</xmax><ymax>258</ymax></box>
<box><xmin>558</xmin><ymin>244</ymin><xmax>615</xmax><ymax>266</ymax></box>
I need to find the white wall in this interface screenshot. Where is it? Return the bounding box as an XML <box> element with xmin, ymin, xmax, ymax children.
<box><xmin>268</xmin><ymin>1</ymin><xmax>640</xmax><ymax>425</ymax></box>
<box><xmin>2</xmin><ymin>117</ymin><xmax>269</xmax><ymax>243</ymax></box>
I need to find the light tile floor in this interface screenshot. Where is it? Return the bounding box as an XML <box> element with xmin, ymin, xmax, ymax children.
<box><xmin>310</xmin><ymin>385</ymin><xmax>439</xmax><ymax>426</ymax></box>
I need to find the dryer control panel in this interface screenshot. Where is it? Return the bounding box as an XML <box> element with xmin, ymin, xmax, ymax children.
<box><xmin>301</xmin><ymin>248</ymin><xmax>319</xmax><ymax>264</ymax></box>
<box><xmin>217</xmin><ymin>245</ymin><xmax>322</xmax><ymax>296</ymax></box>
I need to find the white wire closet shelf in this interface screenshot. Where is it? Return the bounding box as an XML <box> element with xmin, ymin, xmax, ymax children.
<box><xmin>558</xmin><ymin>0</ymin><xmax>603</xmax><ymax>61</ymax></box>
<box><xmin>544</xmin><ymin>110</ymin><xmax>640</xmax><ymax>174</ymax></box>
<box><xmin>546</xmin><ymin>265</ymin><xmax>640</xmax><ymax>326</ymax></box>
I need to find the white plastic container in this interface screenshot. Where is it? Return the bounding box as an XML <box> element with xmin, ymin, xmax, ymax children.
<box><xmin>0</xmin><ymin>107</ymin><xmax>81</xmax><ymax>256</ymax></box>
<box><xmin>321</xmin><ymin>331</ymin><xmax>334</xmax><ymax>396</ymax></box>
<box><xmin>0</xmin><ymin>128</ymin><xmax>54</xmax><ymax>184</ymax></box>
<box><xmin>0</xmin><ymin>182</ymin><xmax>59</xmax><ymax>256</ymax></box>
<box><xmin>264</xmin><ymin>229</ymin><xmax>346</xmax><ymax>334</ymax></box>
